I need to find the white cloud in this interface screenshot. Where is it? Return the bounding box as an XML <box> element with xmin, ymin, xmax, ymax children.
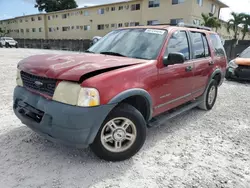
<box><xmin>220</xmin><ymin>0</ymin><xmax>250</xmax><ymax>21</ymax></box>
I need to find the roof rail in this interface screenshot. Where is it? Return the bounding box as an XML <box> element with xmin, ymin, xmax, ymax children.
<box><xmin>151</xmin><ymin>22</ymin><xmax>212</xmax><ymax>31</ymax></box>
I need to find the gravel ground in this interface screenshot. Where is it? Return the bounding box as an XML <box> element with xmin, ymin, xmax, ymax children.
<box><xmin>0</xmin><ymin>48</ymin><xmax>250</xmax><ymax>188</ymax></box>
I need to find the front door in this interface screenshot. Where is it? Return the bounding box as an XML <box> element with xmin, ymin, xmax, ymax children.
<box><xmin>154</xmin><ymin>30</ymin><xmax>194</xmax><ymax>116</ymax></box>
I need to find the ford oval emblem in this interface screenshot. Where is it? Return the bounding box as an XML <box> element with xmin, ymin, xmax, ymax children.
<box><xmin>34</xmin><ymin>81</ymin><xmax>43</xmax><ymax>87</ymax></box>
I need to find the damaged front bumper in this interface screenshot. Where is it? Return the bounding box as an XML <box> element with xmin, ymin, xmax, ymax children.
<box><xmin>13</xmin><ymin>86</ymin><xmax>116</xmax><ymax>148</ymax></box>
<box><xmin>226</xmin><ymin>66</ymin><xmax>250</xmax><ymax>81</ymax></box>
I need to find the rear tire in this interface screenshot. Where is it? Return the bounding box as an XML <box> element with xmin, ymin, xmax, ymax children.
<box><xmin>90</xmin><ymin>103</ymin><xmax>146</xmax><ymax>161</ymax></box>
<box><xmin>198</xmin><ymin>79</ymin><xmax>218</xmax><ymax>111</ymax></box>
<box><xmin>15</xmin><ymin>44</ymin><xmax>18</xmax><ymax>48</ymax></box>
<box><xmin>5</xmin><ymin>43</ymin><xmax>9</xmax><ymax>48</ymax></box>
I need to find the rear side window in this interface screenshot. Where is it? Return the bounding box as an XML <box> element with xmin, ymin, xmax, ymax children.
<box><xmin>165</xmin><ymin>30</ymin><xmax>190</xmax><ymax>60</ymax></box>
<box><xmin>210</xmin><ymin>34</ymin><xmax>225</xmax><ymax>57</ymax></box>
<box><xmin>190</xmin><ymin>32</ymin><xmax>210</xmax><ymax>59</ymax></box>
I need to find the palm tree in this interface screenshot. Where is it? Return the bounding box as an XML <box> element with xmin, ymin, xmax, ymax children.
<box><xmin>240</xmin><ymin>13</ymin><xmax>250</xmax><ymax>40</ymax></box>
<box><xmin>201</xmin><ymin>13</ymin><xmax>221</xmax><ymax>31</ymax></box>
<box><xmin>227</xmin><ymin>12</ymin><xmax>244</xmax><ymax>40</ymax></box>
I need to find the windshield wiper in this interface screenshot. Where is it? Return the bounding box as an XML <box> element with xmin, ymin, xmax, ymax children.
<box><xmin>84</xmin><ymin>50</ymin><xmax>95</xmax><ymax>53</ymax></box>
<box><xmin>100</xmin><ymin>51</ymin><xmax>126</xmax><ymax>57</ymax></box>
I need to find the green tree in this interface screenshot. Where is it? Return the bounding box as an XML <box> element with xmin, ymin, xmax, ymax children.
<box><xmin>201</xmin><ymin>13</ymin><xmax>221</xmax><ymax>31</ymax></box>
<box><xmin>0</xmin><ymin>28</ymin><xmax>8</xmax><ymax>37</ymax></box>
<box><xmin>227</xmin><ymin>12</ymin><xmax>244</xmax><ymax>40</ymax></box>
<box><xmin>35</xmin><ymin>0</ymin><xmax>78</xmax><ymax>13</ymax></box>
<box><xmin>240</xmin><ymin>13</ymin><xmax>250</xmax><ymax>40</ymax></box>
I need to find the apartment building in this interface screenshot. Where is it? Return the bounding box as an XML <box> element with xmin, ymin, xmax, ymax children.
<box><xmin>0</xmin><ymin>0</ymin><xmax>228</xmax><ymax>40</ymax></box>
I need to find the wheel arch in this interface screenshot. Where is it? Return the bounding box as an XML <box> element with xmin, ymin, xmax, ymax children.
<box><xmin>108</xmin><ymin>88</ymin><xmax>153</xmax><ymax>121</ymax></box>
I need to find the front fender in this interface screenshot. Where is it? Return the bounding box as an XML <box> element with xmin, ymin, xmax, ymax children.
<box><xmin>108</xmin><ymin>88</ymin><xmax>153</xmax><ymax>120</ymax></box>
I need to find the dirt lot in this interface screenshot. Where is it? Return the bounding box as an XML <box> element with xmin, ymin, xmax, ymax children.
<box><xmin>0</xmin><ymin>48</ymin><xmax>250</xmax><ymax>188</ymax></box>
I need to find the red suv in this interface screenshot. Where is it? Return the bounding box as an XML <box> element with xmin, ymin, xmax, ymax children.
<box><xmin>14</xmin><ymin>23</ymin><xmax>227</xmax><ymax>161</ymax></box>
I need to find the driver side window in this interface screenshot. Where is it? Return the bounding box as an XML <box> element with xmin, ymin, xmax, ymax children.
<box><xmin>164</xmin><ymin>30</ymin><xmax>190</xmax><ymax>60</ymax></box>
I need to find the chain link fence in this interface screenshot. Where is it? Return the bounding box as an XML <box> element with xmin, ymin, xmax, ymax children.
<box><xmin>15</xmin><ymin>39</ymin><xmax>92</xmax><ymax>52</ymax></box>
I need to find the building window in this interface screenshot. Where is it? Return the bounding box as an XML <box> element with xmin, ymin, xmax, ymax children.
<box><xmin>71</xmin><ymin>26</ymin><xmax>75</xmax><ymax>29</ymax></box>
<box><xmin>48</xmin><ymin>16</ymin><xmax>51</xmax><ymax>20</ymax></box>
<box><xmin>111</xmin><ymin>23</ymin><xmax>117</xmax><ymax>28</ymax></box>
<box><xmin>25</xmin><ymin>19</ymin><xmax>28</xmax><ymax>22</ymax></box>
<box><xmin>20</xmin><ymin>29</ymin><xmax>24</xmax><ymax>33</ymax></box>
<box><xmin>49</xmin><ymin>28</ymin><xmax>53</xmax><ymax>32</ymax></box>
<box><xmin>56</xmin><ymin>15</ymin><xmax>58</xmax><ymax>18</ymax></box>
<box><xmin>26</xmin><ymin>28</ymin><xmax>29</xmax><ymax>33</ymax></box>
<box><xmin>32</xmin><ymin>28</ymin><xmax>36</xmax><ymax>32</ymax></box>
<box><xmin>111</xmin><ymin>7</ymin><xmax>116</xmax><ymax>11</ymax></box>
<box><xmin>197</xmin><ymin>0</ymin><xmax>203</xmax><ymax>6</ymax></box>
<box><xmin>172</xmin><ymin>0</ymin><xmax>185</xmax><ymax>5</ymax></box>
<box><xmin>62</xmin><ymin>14</ymin><xmax>67</xmax><ymax>19</ymax></box>
<box><xmin>84</xmin><ymin>10</ymin><xmax>89</xmax><ymax>16</ymax></box>
<box><xmin>131</xmin><ymin>4</ymin><xmax>140</xmax><ymax>11</ymax></box>
<box><xmin>97</xmin><ymin>24</ymin><xmax>104</xmax><ymax>30</ymax></box>
<box><xmin>76</xmin><ymin>26</ymin><xmax>80</xmax><ymax>29</ymax></box>
<box><xmin>149</xmin><ymin>0</ymin><xmax>160</xmax><ymax>8</ymax></box>
<box><xmin>119</xmin><ymin>6</ymin><xmax>123</xmax><ymax>10</ymax></box>
<box><xmin>118</xmin><ymin>23</ymin><xmax>123</xmax><ymax>27</ymax></box>
<box><xmin>170</xmin><ymin>18</ymin><xmax>183</xmax><ymax>25</ymax></box>
<box><xmin>62</xmin><ymin>26</ymin><xmax>70</xmax><ymax>32</ymax></box>
<box><xmin>31</xmin><ymin>17</ymin><xmax>35</xmax><ymax>21</ymax></box>
<box><xmin>20</xmin><ymin>19</ymin><xmax>22</xmax><ymax>23</ymax></box>
<box><xmin>147</xmin><ymin>20</ymin><xmax>160</xmax><ymax>25</ymax></box>
<box><xmin>38</xmin><ymin>16</ymin><xmax>42</xmax><ymax>21</ymax></box>
<box><xmin>193</xmin><ymin>19</ymin><xmax>201</xmax><ymax>25</ymax></box>
<box><xmin>39</xmin><ymin>28</ymin><xmax>42</xmax><ymax>32</ymax></box>
<box><xmin>84</xmin><ymin>25</ymin><xmax>90</xmax><ymax>31</ymax></box>
<box><xmin>211</xmin><ymin>4</ymin><xmax>216</xmax><ymax>14</ymax></box>
<box><xmin>129</xmin><ymin>22</ymin><xmax>140</xmax><ymax>26</ymax></box>
<box><xmin>125</xmin><ymin>22</ymin><xmax>129</xmax><ymax>27</ymax></box>
<box><xmin>98</xmin><ymin>8</ymin><xmax>105</xmax><ymax>15</ymax></box>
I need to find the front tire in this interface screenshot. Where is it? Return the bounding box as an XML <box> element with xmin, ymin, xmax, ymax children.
<box><xmin>90</xmin><ymin>103</ymin><xmax>146</xmax><ymax>161</ymax></box>
<box><xmin>198</xmin><ymin>79</ymin><xmax>218</xmax><ymax>111</ymax></box>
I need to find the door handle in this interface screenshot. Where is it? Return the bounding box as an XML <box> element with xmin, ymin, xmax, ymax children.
<box><xmin>209</xmin><ymin>60</ymin><xmax>215</xmax><ymax>65</ymax></box>
<box><xmin>185</xmin><ymin>66</ymin><xmax>193</xmax><ymax>72</ymax></box>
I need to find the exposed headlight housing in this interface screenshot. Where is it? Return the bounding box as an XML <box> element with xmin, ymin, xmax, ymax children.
<box><xmin>228</xmin><ymin>60</ymin><xmax>238</xmax><ymax>69</ymax></box>
<box><xmin>16</xmin><ymin>69</ymin><xmax>23</xmax><ymax>86</ymax></box>
<box><xmin>53</xmin><ymin>81</ymin><xmax>100</xmax><ymax>107</ymax></box>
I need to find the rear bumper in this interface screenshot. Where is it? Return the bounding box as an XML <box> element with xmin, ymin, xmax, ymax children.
<box><xmin>226</xmin><ymin>66</ymin><xmax>250</xmax><ymax>81</ymax></box>
<box><xmin>13</xmin><ymin>86</ymin><xmax>116</xmax><ymax>148</ymax></box>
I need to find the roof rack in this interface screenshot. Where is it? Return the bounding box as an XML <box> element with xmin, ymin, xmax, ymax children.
<box><xmin>151</xmin><ymin>22</ymin><xmax>212</xmax><ymax>31</ymax></box>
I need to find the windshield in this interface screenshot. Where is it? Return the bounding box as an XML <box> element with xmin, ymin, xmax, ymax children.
<box><xmin>87</xmin><ymin>28</ymin><xmax>167</xmax><ymax>60</ymax></box>
<box><xmin>239</xmin><ymin>47</ymin><xmax>250</xmax><ymax>58</ymax></box>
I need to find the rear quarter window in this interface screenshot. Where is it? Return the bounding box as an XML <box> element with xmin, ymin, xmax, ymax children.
<box><xmin>209</xmin><ymin>34</ymin><xmax>226</xmax><ymax>57</ymax></box>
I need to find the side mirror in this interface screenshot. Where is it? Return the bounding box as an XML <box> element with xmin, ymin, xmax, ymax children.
<box><xmin>236</xmin><ymin>53</ymin><xmax>240</xmax><ymax>57</ymax></box>
<box><xmin>163</xmin><ymin>52</ymin><xmax>185</xmax><ymax>66</ymax></box>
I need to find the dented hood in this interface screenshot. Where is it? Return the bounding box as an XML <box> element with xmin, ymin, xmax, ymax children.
<box><xmin>18</xmin><ymin>53</ymin><xmax>147</xmax><ymax>81</ymax></box>
<box><xmin>235</xmin><ymin>58</ymin><xmax>250</xmax><ymax>66</ymax></box>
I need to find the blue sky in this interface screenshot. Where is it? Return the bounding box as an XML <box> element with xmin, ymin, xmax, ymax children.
<box><xmin>1</xmin><ymin>0</ymin><xmax>250</xmax><ymax>21</ymax></box>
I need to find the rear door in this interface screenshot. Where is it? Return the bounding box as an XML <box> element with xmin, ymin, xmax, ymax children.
<box><xmin>188</xmin><ymin>31</ymin><xmax>213</xmax><ymax>98</ymax></box>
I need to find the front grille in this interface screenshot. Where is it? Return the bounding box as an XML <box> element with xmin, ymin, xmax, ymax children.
<box><xmin>20</xmin><ymin>71</ymin><xmax>57</xmax><ymax>97</ymax></box>
<box><xmin>235</xmin><ymin>65</ymin><xmax>250</xmax><ymax>80</ymax></box>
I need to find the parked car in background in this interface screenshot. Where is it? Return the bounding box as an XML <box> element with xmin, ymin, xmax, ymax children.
<box><xmin>92</xmin><ymin>36</ymin><xmax>102</xmax><ymax>45</ymax></box>
<box><xmin>226</xmin><ymin>46</ymin><xmax>250</xmax><ymax>81</ymax></box>
<box><xmin>13</xmin><ymin>23</ymin><xmax>227</xmax><ymax>161</ymax></box>
<box><xmin>0</xmin><ymin>37</ymin><xmax>18</xmax><ymax>48</ymax></box>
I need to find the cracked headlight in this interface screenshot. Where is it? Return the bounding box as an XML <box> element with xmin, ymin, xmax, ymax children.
<box><xmin>53</xmin><ymin>81</ymin><xmax>100</xmax><ymax>107</ymax></box>
<box><xmin>228</xmin><ymin>60</ymin><xmax>238</xmax><ymax>69</ymax></box>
